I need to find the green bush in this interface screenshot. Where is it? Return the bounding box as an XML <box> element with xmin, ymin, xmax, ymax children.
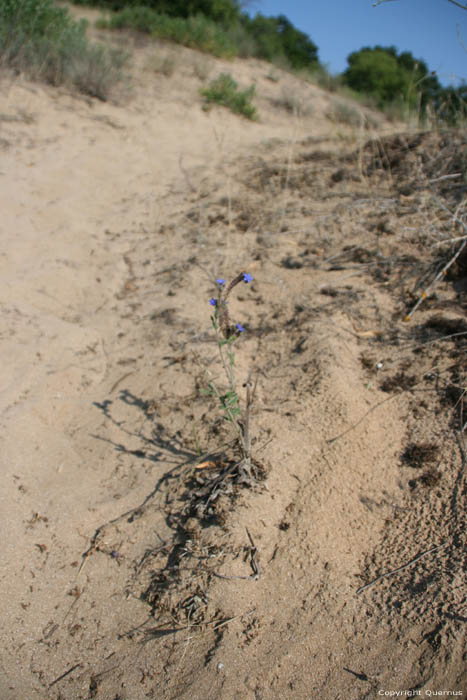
<box><xmin>97</xmin><ymin>5</ymin><xmax>156</xmax><ymax>32</ymax></box>
<box><xmin>0</xmin><ymin>0</ymin><xmax>128</xmax><ymax>100</ymax></box>
<box><xmin>200</xmin><ymin>73</ymin><xmax>257</xmax><ymax>119</ymax></box>
<box><xmin>99</xmin><ymin>7</ymin><xmax>237</xmax><ymax>57</ymax></box>
<box><xmin>0</xmin><ymin>0</ymin><xmax>83</xmax><ymax>56</ymax></box>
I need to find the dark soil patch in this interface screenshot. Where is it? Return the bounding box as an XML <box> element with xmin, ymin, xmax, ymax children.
<box><xmin>401</xmin><ymin>443</ymin><xmax>439</xmax><ymax>469</ymax></box>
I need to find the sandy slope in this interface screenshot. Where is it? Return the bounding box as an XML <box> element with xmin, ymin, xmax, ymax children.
<box><xmin>1</xmin><ymin>15</ymin><xmax>465</xmax><ymax>700</ymax></box>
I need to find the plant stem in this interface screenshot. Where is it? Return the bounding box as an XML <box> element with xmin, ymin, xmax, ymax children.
<box><xmin>218</xmin><ymin>338</ymin><xmax>236</xmax><ymax>395</ymax></box>
<box><xmin>208</xmin><ymin>374</ymin><xmax>245</xmax><ymax>448</ymax></box>
<box><xmin>243</xmin><ymin>376</ymin><xmax>252</xmax><ymax>465</ymax></box>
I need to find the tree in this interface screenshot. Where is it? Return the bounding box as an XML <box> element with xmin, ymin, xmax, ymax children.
<box><xmin>73</xmin><ymin>0</ymin><xmax>243</xmax><ymax>24</ymax></box>
<box><xmin>371</xmin><ymin>0</ymin><xmax>466</xmax><ymax>123</ymax></box>
<box><xmin>168</xmin><ymin>0</ymin><xmax>242</xmax><ymax>24</ymax></box>
<box><xmin>240</xmin><ymin>13</ymin><xmax>319</xmax><ymax>68</ymax></box>
<box><xmin>276</xmin><ymin>14</ymin><xmax>319</xmax><ymax>68</ymax></box>
<box><xmin>343</xmin><ymin>45</ymin><xmax>442</xmax><ymax>110</ymax></box>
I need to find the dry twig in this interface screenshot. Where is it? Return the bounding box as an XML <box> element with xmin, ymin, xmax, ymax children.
<box><xmin>357</xmin><ymin>541</ymin><xmax>448</xmax><ymax>594</ymax></box>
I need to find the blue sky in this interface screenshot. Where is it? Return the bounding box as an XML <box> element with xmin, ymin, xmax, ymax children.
<box><xmin>245</xmin><ymin>0</ymin><xmax>467</xmax><ymax>86</ymax></box>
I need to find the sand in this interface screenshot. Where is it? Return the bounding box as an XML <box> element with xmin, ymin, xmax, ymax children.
<box><xmin>1</xmin><ymin>12</ymin><xmax>465</xmax><ymax>700</ymax></box>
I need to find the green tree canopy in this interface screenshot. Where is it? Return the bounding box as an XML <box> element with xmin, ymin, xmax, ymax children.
<box><xmin>240</xmin><ymin>13</ymin><xmax>319</xmax><ymax>68</ymax></box>
<box><xmin>343</xmin><ymin>45</ymin><xmax>441</xmax><ymax>109</ymax></box>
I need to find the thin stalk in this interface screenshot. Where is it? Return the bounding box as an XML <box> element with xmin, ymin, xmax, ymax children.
<box><xmin>204</xmin><ymin>365</ymin><xmax>245</xmax><ymax>448</ymax></box>
<box><xmin>243</xmin><ymin>376</ymin><xmax>252</xmax><ymax>465</ymax></box>
<box><xmin>218</xmin><ymin>340</ymin><xmax>235</xmax><ymax>392</ymax></box>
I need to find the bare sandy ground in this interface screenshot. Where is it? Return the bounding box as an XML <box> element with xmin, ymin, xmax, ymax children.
<box><xmin>1</xmin><ymin>12</ymin><xmax>466</xmax><ymax>700</ymax></box>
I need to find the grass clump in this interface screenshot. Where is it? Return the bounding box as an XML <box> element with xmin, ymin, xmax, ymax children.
<box><xmin>145</xmin><ymin>49</ymin><xmax>177</xmax><ymax>76</ymax></box>
<box><xmin>192</xmin><ymin>55</ymin><xmax>212</xmax><ymax>80</ymax></box>
<box><xmin>327</xmin><ymin>100</ymin><xmax>363</xmax><ymax>127</ymax></box>
<box><xmin>200</xmin><ymin>73</ymin><xmax>257</xmax><ymax>120</ymax></box>
<box><xmin>0</xmin><ymin>0</ymin><xmax>128</xmax><ymax>100</ymax></box>
<box><xmin>273</xmin><ymin>86</ymin><xmax>312</xmax><ymax>117</ymax></box>
<box><xmin>307</xmin><ymin>64</ymin><xmax>342</xmax><ymax>92</ymax></box>
<box><xmin>98</xmin><ymin>7</ymin><xmax>237</xmax><ymax>58</ymax></box>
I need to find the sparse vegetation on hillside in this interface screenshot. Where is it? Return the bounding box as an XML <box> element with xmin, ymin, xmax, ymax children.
<box><xmin>3</xmin><ymin>0</ymin><xmax>465</xmax><ymax>126</ymax></box>
<box><xmin>0</xmin><ymin>0</ymin><xmax>128</xmax><ymax>100</ymax></box>
<box><xmin>97</xmin><ymin>7</ymin><xmax>238</xmax><ymax>58</ymax></box>
<box><xmin>71</xmin><ymin>0</ymin><xmax>322</xmax><ymax>72</ymax></box>
<box><xmin>73</xmin><ymin>0</ymin><xmax>467</xmax><ymax>126</ymax></box>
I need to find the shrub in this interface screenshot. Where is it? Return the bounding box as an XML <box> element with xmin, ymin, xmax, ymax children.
<box><xmin>192</xmin><ymin>55</ymin><xmax>212</xmax><ymax>80</ymax></box>
<box><xmin>200</xmin><ymin>73</ymin><xmax>257</xmax><ymax>119</ymax></box>
<box><xmin>96</xmin><ymin>5</ymin><xmax>156</xmax><ymax>32</ymax></box>
<box><xmin>65</xmin><ymin>42</ymin><xmax>128</xmax><ymax>99</ymax></box>
<box><xmin>0</xmin><ymin>0</ymin><xmax>128</xmax><ymax>100</ymax></box>
<box><xmin>0</xmin><ymin>0</ymin><xmax>81</xmax><ymax>60</ymax></box>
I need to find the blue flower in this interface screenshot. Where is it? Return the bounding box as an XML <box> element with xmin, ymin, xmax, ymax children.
<box><xmin>243</xmin><ymin>272</ymin><xmax>253</xmax><ymax>283</ymax></box>
<box><xmin>216</xmin><ymin>278</ymin><xmax>226</xmax><ymax>286</ymax></box>
<box><xmin>209</xmin><ymin>298</ymin><xmax>217</xmax><ymax>306</ymax></box>
<box><xmin>236</xmin><ymin>323</ymin><xmax>245</xmax><ymax>332</ymax></box>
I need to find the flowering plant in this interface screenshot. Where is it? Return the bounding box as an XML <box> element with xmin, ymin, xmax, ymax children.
<box><xmin>202</xmin><ymin>272</ymin><xmax>254</xmax><ymax>467</ymax></box>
